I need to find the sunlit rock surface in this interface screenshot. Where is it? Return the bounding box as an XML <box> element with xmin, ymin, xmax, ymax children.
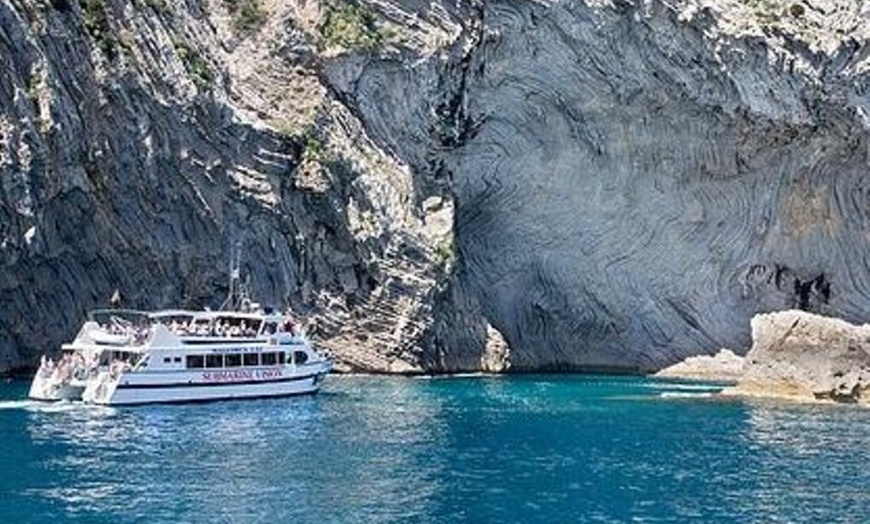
<box><xmin>725</xmin><ymin>310</ymin><xmax>870</xmax><ymax>404</ymax></box>
<box><xmin>654</xmin><ymin>348</ymin><xmax>744</xmax><ymax>382</ymax></box>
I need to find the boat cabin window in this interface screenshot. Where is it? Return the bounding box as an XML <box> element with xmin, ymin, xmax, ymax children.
<box><xmin>100</xmin><ymin>350</ymin><xmax>140</xmax><ymax>366</ymax></box>
<box><xmin>163</xmin><ymin>357</ymin><xmax>171</xmax><ymax>364</ymax></box>
<box><xmin>161</xmin><ymin>315</ymin><xmax>195</xmax><ymax>334</ymax></box>
<box><xmin>245</xmin><ymin>319</ymin><xmax>262</xmax><ymax>335</ymax></box>
<box><xmin>294</xmin><ymin>351</ymin><xmax>308</xmax><ymax>365</ymax></box>
<box><xmin>225</xmin><ymin>354</ymin><xmax>242</xmax><ymax>367</ymax></box>
<box><xmin>278</xmin><ymin>351</ymin><xmax>286</xmax><ymax>364</ymax></box>
<box><xmin>206</xmin><ymin>354</ymin><xmax>223</xmax><ymax>368</ymax></box>
<box><xmin>261</xmin><ymin>353</ymin><xmax>277</xmax><ymax>366</ymax></box>
<box><xmin>243</xmin><ymin>353</ymin><xmax>259</xmax><ymax>366</ymax></box>
<box><xmin>214</xmin><ymin>317</ymin><xmax>262</xmax><ymax>337</ymax></box>
<box><xmin>261</xmin><ymin>322</ymin><xmax>278</xmax><ymax>335</ymax></box>
<box><xmin>187</xmin><ymin>355</ymin><xmax>205</xmax><ymax>368</ymax></box>
<box><xmin>193</xmin><ymin>318</ymin><xmax>212</xmax><ymax>335</ymax></box>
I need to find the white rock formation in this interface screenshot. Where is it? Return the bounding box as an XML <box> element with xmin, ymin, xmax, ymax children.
<box><xmin>654</xmin><ymin>348</ymin><xmax>744</xmax><ymax>382</ymax></box>
<box><xmin>725</xmin><ymin>310</ymin><xmax>870</xmax><ymax>404</ymax></box>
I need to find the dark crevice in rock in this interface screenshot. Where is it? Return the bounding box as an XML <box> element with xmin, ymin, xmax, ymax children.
<box><xmin>432</xmin><ymin>2</ymin><xmax>485</xmax><ymax>152</ymax></box>
<box><xmin>794</xmin><ymin>273</ymin><xmax>831</xmax><ymax>312</ymax></box>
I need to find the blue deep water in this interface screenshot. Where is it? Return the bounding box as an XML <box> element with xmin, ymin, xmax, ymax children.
<box><xmin>1</xmin><ymin>374</ymin><xmax>869</xmax><ymax>523</ymax></box>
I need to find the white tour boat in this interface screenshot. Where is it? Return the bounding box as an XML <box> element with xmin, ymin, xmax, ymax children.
<box><xmin>29</xmin><ymin>275</ymin><xmax>332</xmax><ymax>405</ymax></box>
<box><xmin>78</xmin><ymin>306</ymin><xmax>332</xmax><ymax>405</ymax></box>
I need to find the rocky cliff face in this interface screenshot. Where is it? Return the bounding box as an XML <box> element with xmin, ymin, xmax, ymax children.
<box><xmin>440</xmin><ymin>0</ymin><xmax>870</xmax><ymax>371</ymax></box>
<box><xmin>0</xmin><ymin>0</ymin><xmax>470</xmax><ymax>373</ymax></box>
<box><xmin>2</xmin><ymin>0</ymin><xmax>869</xmax><ymax>373</ymax></box>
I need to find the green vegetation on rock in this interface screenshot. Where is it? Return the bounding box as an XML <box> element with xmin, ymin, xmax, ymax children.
<box><xmin>303</xmin><ymin>130</ymin><xmax>326</xmax><ymax>162</ymax></box>
<box><xmin>223</xmin><ymin>0</ymin><xmax>266</xmax><ymax>36</ymax></box>
<box><xmin>25</xmin><ymin>72</ymin><xmax>39</xmax><ymax>104</ymax></box>
<box><xmin>433</xmin><ymin>237</ymin><xmax>454</xmax><ymax>273</ymax></box>
<box><xmin>174</xmin><ymin>41</ymin><xmax>213</xmax><ymax>89</ymax></box>
<box><xmin>82</xmin><ymin>0</ymin><xmax>118</xmax><ymax>60</ymax></box>
<box><xmin>320</xmin><ymin>1</ymin><xmax>383</xmax><ymax>50</ymax></box>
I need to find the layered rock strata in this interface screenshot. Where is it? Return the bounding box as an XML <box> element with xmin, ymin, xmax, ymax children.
<box><xmin>3</xmin><ymin>0</ymin><xmax>870</xmax><ymax>373</ymax></box>
<box><xmin>0</xmin><ymin>0</ymin><xmax>473</xmax><ymax>373</ymax></box>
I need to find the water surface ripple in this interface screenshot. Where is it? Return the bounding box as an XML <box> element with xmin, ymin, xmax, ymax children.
<box><xmin>1</xmin><ymin>375</ymin><xmax>868</xmax><ymax>523</ymax></box>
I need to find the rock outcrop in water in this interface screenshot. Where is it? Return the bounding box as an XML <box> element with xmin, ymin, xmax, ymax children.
<box><xmin>654</xmin><ymin>348</ymin><xmax>744</xmax><ymax>382</ymax></box>
<box><xmin>725</xmin><ymin>310</ymin><xmax>870</xmax><ymax>404</ymax></box>
<box><xmin>2</xmin><ymin>0</ymin><xmax>870</xmax><ymax>373</ymax></box>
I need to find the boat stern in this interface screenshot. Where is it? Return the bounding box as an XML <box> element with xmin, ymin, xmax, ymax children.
<box><xmin>28</xmin><ymin>372</ymin><xmax>85</xmax><ymax>402</ymax></box>
<box><xmin>81</xmin><ymin>369</ymin><xmax>122</xmax><ymax>405</ymax></box>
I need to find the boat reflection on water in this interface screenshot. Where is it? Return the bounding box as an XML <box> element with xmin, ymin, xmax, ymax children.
<box><xmin>15</xmin><ymin>377</ymin><xmax>452</xmax><ymax>524</ymax></box>
<box><xmin>21</xmin><ymin>396</ymin><xmax>308</xmax><ymax>519</ymax></box>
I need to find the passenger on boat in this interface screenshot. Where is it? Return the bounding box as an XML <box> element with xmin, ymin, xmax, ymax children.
<box><xmin>54</xmin><ymin>354</ymin><xmax>72</xmax><ymax>382</ymax></box>
<box><xmin>38</xmin><ymin>355</ymin><xmax>54</xmax><ymax>378</ymax></box>
<box><xmin>132</xmin><ymin>327</ymin><xmax>146</xmax><ymax>344</ymax></box>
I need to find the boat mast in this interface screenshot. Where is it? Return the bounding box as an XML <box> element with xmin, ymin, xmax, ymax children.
<box><xmin>220</xmin><ymin>244</ymin><xmax>244</xmax><ymax>311</ymax></box>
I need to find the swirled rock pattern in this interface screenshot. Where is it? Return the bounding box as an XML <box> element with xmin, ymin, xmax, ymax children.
<box><xmin>2</xmin><ymin>0</ymin><xmax>870</xmax><ymax>373</ymax></box>
<box><xmin>440</xmin><ymin>0</ymin><xmax>870</xmax><ymax>371</ymax></box>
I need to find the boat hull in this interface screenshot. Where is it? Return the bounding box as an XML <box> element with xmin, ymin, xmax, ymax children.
<box><xmin>82</xmin><ymin>364</ymin><xmax>331</xmax><ymax>406</ymax></box>
<box><xmin>28</xmin><ymin>375</ymin><xmax>86</xmax><ymax>402</ymax></box>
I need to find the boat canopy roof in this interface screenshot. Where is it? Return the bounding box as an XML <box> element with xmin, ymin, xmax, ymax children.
<box><xmin>89</xmin><ymin>308</ymin><xmax>292</xmax><ymax>324</ymax></box>
<box><xmin>149</xmin><ymin>309</ymin><xmax>200</xmax><ymax>319</ymax></box>
<box><xmin>87</xmin><ymin>309</ymin><xmax>153</xmax><ymax>324</ymax></box>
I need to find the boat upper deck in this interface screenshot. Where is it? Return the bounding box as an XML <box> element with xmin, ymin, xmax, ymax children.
<box><xmin>71</xmin><ymin>308</ymin><xmax>306</xmax><ymax>352</ymax></box>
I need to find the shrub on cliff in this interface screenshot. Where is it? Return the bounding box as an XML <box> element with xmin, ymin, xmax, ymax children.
<box><xmin>82</xmin><ymin>0</ymin><xmax>118</xmax><ymax>60</ymax></box>
<box><xmin>320</xmin><ymin>1</ymin><xmax>383</xmax><ymax>50</ymax></box>
<box><xmin>223</xmin><ymin>0</ymin><xmax>266</xmax><ymax>36</ymax></box>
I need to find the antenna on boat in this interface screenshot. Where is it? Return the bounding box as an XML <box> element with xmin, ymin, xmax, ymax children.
<box><xmin>220</xmin><ymin>243</ymin><xmax>245</xmax><ymax>311</ymax></box>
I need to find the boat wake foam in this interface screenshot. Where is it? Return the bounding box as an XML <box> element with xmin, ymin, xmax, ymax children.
<box><xmin>0</xmin><ymin>399</ymin><xmax>42</xmax><ymax>410</ymax></box>
<box><xmin>659</xmin><ymin>391</ymin><xmax>716</xmax><ymax>399</ymax></box>
<box><xmin>645</xmin><ymin>382</ymin><xmax>725</xmax><ymax>392</ymax></box>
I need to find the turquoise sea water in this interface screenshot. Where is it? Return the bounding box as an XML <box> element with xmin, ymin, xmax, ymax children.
<box><xmin>1</xmin><ymin>374</ymin><xmax>868</xmax><ymax>523</ymax></box>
